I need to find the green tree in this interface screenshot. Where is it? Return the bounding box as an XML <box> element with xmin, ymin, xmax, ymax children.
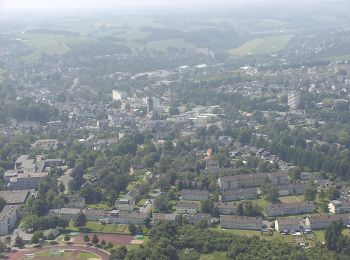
<box><xmin>92</xmin><ymin>234</ymin><xmax>99</xmax><ymax>244</ymax></box>
<box><xmin>83</xmin><ymin>234</ymin><xmax>90</xmax><ymax>243</ymax></box>
<box><xmin>128</xmin><ymin>223</ymin><xmax>138</xmax><ymax>235</ymax></box>
<box><xmin>15</xmin><ymin>235</ymin><xmax>25</xmax><ymax>248</ymax></box>
<box><xmin>64</xmin><ymin>235</ymin><xmax>70</xmax><ymax>241</ymax></box>
<box><xmin>74</xmin><ymin>211</ymin><xmax>87</xmax><ymax>227</ymax></box>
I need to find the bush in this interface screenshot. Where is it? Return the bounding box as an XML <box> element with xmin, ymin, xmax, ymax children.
<box><xmin>64</xmin><ymin>235</ymin><xmax>70</xmax><ymax>241</ymax></box>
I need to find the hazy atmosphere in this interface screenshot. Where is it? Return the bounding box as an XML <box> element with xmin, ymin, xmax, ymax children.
<box><xmin>1</xmin><ymin>0</ymin><xmax>350</xmax><ymax>259</ymax></box>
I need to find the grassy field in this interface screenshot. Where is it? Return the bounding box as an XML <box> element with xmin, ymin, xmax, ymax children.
<box><xmin>229</xmin><ymin>35</ymin><xmax>293</xmax><ymax>57</ymax></box>
<box><xmin>251</xmin><ymin>198</ymin><xmax>268</xmax><ymax>209</ymax></box>
<box><xmin>279</xmin><ymin>195</ymin><xmax>304</xmax><ymax>203</ymax></box>
<box><xmin>200</xmin><ymin>252</ymin><xmax>230</xmax><ymax>260</ymax></box>
<box><xmin>19</xmin><ymin>32</ymin><xmax>89</xmax><ymax>61</ymax></box>
<box><xmin>147</xmin><ymin>38</ymin><xmax>195</xmax><ymax>50</ymax></box>
<box><xmin>88</xmin><ymin>203</ymin><xmax>112</xmax><ymax>210</ymax></box>
<box><xmin>68</xmin><ymin>220</ymin><xmax>130</xmax><ymax>234</ymax></box>
<box><xmin>210</xmin><ymin>227</ymin><xmax>294</xmax><ymax>243</ymax></box>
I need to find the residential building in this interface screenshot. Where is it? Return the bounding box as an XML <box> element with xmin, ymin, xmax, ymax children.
<box><xmin>215</xmin><ymin>202</ymin><xmax>239</xmax><ymax>215</ymax></box>
<box><xmin>220</xmin><ymin>188</ymin><xmax>258</xmax><ymax>202</ymax></box>
<box><xmin>103</xmin><ymin>210</ymin><xmax>148</xmax><ymax>225</ymax></box>
<box><xmin>218</xmin><ymin>172</ymin><xmax>288</xmax><ymax>190</ymax></box>
<box><xmin>0</xmin><ymin>190</ymin><xmax>30</xmax><ymax>205</ymax></box>
<box><xmin>265</xmin><ymin>201</ymin><xmax>315</xmax><ymax>217</ymax></box>
<box><xmin>305</xmin><ymin>214</ymin><xmax>350</xmax><ymax>229</ymax></box>
<box><xmin>328</xmin><ymin>200</ymin><xmax>350</xmax><ymax>214</ymax></box>
<box><xmin>0</xmin><ymin>205</ymin><xmax>20</xmax><ymax>236</ymax></box>
<box><xmin>288</xmin><ymin>93</ymin><xmax>300</xmax><ymax>110</ymax></box>
<box><xmin>65</xmin><ymin>195</ymin><xmax>85</xmax><ymax>209</ymax></box>
<box><xmin>180</xmin><ymin>189</ymin><xmax>209</xmax><ymax>201</ymax></box>
<box><xmin>153</xmin><ymin>213</ymin><xmax>177</xmax><ymax>226</ymax></box>
<box><xmin>176</xmin><ymin>201</ymin><xmax>198</xmax><ymax>214</ymax></box>
<box><xmin>186</xmin><ymin>213</ymin><xmax>211</xmax><ymax>225</ymax></box>
<box><xmin>84</xmin><ymin>208</ymin><xmax>107</xmax><ymax>221</ymax></box>
<box><xmin>220</xmin><ymin>215</ymin><xmax>263</xmax><ymax>230</ymax></box>
<box><xmin>8</xmin><ymin>172</ymin><xmax>48</xmax><ymax>190</ymax></box>
<box><xmin>51</xmin><ymin>208</ymin><xmax>80</xmax><ymax>219</ymax></box>
<box><xmin>275</xmin><ymin>217</ymin><xmax>301</xmax><ymax>232</ymax></box>
<box><xmin>115</xmin><ymin>197</ymin><xmax>135</xmax><ymax>211</ymax></box>
<box><xmin>32</xmin><ymin>139</ymin><xmax>59</xmax><ymax>150</ymax></box>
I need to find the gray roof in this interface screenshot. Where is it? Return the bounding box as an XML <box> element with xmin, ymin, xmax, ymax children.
<box><xmin>0</xmin><ymin>190</ymin><xmax>30</xmax><ymax>204</ymax></box>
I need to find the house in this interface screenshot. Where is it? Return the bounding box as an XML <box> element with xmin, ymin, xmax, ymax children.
<box><xmin>340</xmin><ymin>187</ymin><xmax>350</xmax><ymax>201</ymax></box>
<box><xmin>305</xmin><ymin>214</ymin><xmax>350</xmax><ymax>229</ymax></box>
<box><xmin>65</xmin><ymin>195</ymin><xmax>85</xmax><ymax>209</ymax></box>
<box><xmin>0</xmin><ymin>205</ymin><xmax>20</xmax><ymax>236</ymax></box>
<box><xmin>275</xmin><ymin>217</ymin><xmax>301</xmax><ymax>232</ymax></box>
<box><xmin>301</xmin><ymin>172</ymin><xmax>313</xmax><ymax>181</ymax></box>
<box><xmin>220</xmin><ymin>188</ymin><xmax>258</xmax><ymax>202</ymax></box>
<box><xmin>215</xmin><ymin>202</ymin><xmax>239</xmax><ymax>215</ymax></box>
<box><xmin>186</xmin><ymin>213</ymin><xmax>211</xmax><ymax>225</ymax></box>
<box><xmin>84</xmin><ymin>208</ymin><xmax>107</xmax><ymax>221</ymax></box>
<box><xmin>265</xmin><ymin>201</ymin><xmax>315</xmax><ymax>217</ymax></box>
<box><xmin>103</xmin><ymin>210</ymin><xmax>148</xmax><ymax>225</ymax></box>
<box><xmin>115</xmin><ymin>197</ymin><xmax>135</xmax><ymax>211</ymax></box>
<box><xmin>32</xmin><ymin>139</ymin><xmax>59</xmax><ymax>150</ymax></box>
<box><xmin>328</xmin><ymin>200</ymin><xmax>350</xmax><ymax>214</ymax></box>
<box><xmin>0</xmin><ymin>190</ymin><xmax>30</xmax><ymax>205</ymax></box>
<box><xmin>153</xmin><ymin>213</ymin><xmax>177</xmax><ymax>226</ymax></box>
<box><xmin>220</xmin><ymin>215</ymin><xmax>263</xmax><ymax>230</ymax></box>
<box><xmin>176</xmin><ymin>201</ymin><xmax>198</xmax><ymax>214</ymax></box>
<box><xmin>51</xmin><ymin>208</ymin><xmax>80</xmax><ymax>219</ymax></box>
<box><xmin>180</xmin><ymin>189</ymin><xmax>209</xmax><ymax>201</ymax></box>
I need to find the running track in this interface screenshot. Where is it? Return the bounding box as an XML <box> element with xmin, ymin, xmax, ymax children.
<box><xmin>6</xmin><ymin>244</ymin><xmax>110</xmax><ymax>260</ymax></box>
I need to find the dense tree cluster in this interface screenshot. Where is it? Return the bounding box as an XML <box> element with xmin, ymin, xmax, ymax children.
<box><xmin>118</xmin><ymin>221</ymin><xmax>338</xmax><ymax>260</ymax></box>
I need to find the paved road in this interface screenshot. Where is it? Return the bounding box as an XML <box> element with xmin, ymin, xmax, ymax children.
<box><xmin>7</xmin><ymin>244</ymin><xmax>110</xmax><ymax>260</ymax></box>
<box><xmin>58</xmin><ymin>168</ymin><xmax>73</xmax><ymax>194</ymax></box>
<box><xmin>140</xmin><ymin>199</ymin><xmax>153</xmax><ymax>213</ymax></box>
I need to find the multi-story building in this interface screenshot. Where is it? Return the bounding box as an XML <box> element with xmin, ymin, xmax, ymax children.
<box><xmin>275</xmin><ymin>217</ymin><xmax>301</xmax><ymax>232</ymax></box>
<box><xmin>218</xmin><ymin>172</ymin><xmax>288</xmax><ymax>190</ymax></box>
<box><xmin>180</xmin><ymin>189</ymin><xmax>209</xmax><ymax>201</ymax></box>
<box><xmin>115</xmin><ymin>197</ymin><xmax>135</xmax><ymax>211</ymax></box>
<box><xmin>288</xmin><ymin>93</ymin><xmax>300</xmax><ymax>110</ymax></box>
<box><xmin>0</xmin><ymin>205</ymin><xmax>20</xmax><ymax>236</ymax></box>
<box><xmin>265</xmin><ymin>201</ymin><xmax>315</xmax><ymax>217</ymax></box>
<box><xmin>220</xmin><ymin>215</ymin><xmax>263</xmax><ymax>230</ymax></box>
<box><xmin>102</xmin><ymin>210</ymin><xmax>148</xmax><ymax>225</ymax></box>
<box><xmin>215</xmin><ymin>202</ymin><xmax>239</xmax><ymax>215</ymax></box>
<box><xmin>176</xmin><ymin>201</ymin><xmax>198</xmax><ymax>214</ymax></box>
<box><xmin>220</xmin><ymin>188</ymin><xmax>258</xmax><ymax>202</ymax></box>
<box><xmin>153</xmin><ymin>213</ymin><xmax>177</xmax><ymax>226</ymax></box>
<box><xmin>186</xmin><ymin>213</ymin><xmax>211</xmax><ymax>225</ymax></box>
<box><xmin>328</xmin><ymin>200</ymin><xmax>350</xmax><ymax>214</ymax></box>
<box><xmin>305</xmin><ymin>214</ymin><xmax>350</xmax><ymax>229</ymax></box>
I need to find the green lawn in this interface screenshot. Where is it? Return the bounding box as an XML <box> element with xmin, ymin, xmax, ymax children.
<box><xmin>251</xmin><ymin>198</ymin><xmax>268</xmax><ymax>210</ymax></box>
<box><xmin>88</xmin><ymin>203</ymin><xmax>112</xmax><ymax>210</ymax></box>
<box><xmin>279</xmin><ymin>195</ymin><xmax>304</xmax><ymax>203</ymax></box>
<box><xmin>200</xmin><ymin>252</ymin><xmax>230</xmax><ymax>260</ymax></box>
<box><xmin>210</xmin><ymin>227</ymin><xmax>294</xmax><ymax>243</ymax></box>
<box><xmin>69</xmin><ymin>220</ymin><xmax>131</xmax><ymax>234</ymax></box>
<box><xmin>77</xmin><ymin>252</ymin><xmax>100</xmax><ymax>259</ymax></box>
<box><xmin>19</xmin><ymin>32</ymin><xmax>90</xmax><ymax>61</ymax></box>
<box><xmin>228</xmin><ymin>35</ymin><xmax>293</xmax><ymax>57</ymax></box>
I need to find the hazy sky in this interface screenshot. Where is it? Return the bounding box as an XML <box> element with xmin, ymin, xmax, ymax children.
<box><xmin>0</xmin><ymin>0</ymin><xmax>301</xmax><ymax>10</ymax></box>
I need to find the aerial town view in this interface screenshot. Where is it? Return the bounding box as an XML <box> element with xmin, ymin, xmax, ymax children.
<box><xmin>1</xmin><ymin>0</ymin><xmax>350</xmax><ymax>259</ymax></box>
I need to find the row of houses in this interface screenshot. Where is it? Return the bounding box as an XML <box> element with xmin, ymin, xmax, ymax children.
<box><xmin>218</xmin><ymin>172</ymin><xmax>288</xmax><ymax>190</ymax></box>
<box><xmin>265</xmin><ymin>201</ymin><xmax>315</xmax><ymax>217</ymax></box>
